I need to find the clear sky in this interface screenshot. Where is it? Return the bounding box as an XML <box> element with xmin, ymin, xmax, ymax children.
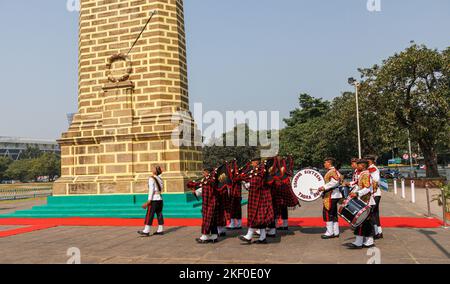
<box><xmin>0</xmin><ymin>0</ymin><xmax>449</xmax><ymax>140</ymax></box>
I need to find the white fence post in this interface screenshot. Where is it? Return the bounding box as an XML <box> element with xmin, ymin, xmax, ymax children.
<box><xmin>393</xmin><ymin>179</ymin><xmax>398</xmax><ymax>195</ymax></box>
<box><xmin>401</xmin><ymin>178</ymin><xmax>406</xmax><ymax>199</ymax></box>
<box><xmin>411</xmin><ymin>180</ymin><xmax>416</xmax><ymax>203</ymax></box>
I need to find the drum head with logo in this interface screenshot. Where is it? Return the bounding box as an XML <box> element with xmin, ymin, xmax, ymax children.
<box><xmin>291</xmin><ymin>169</ymin><xmax>325</xmax><ymax>202</ymax></box>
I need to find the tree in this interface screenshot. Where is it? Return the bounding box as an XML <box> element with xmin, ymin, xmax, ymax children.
<box><xmin>284</xmin><ymin>94</ymin><xmax>330</xmax><ymax>127</ymax></box>
<box><xmin>19</xmin><ymin>146</ymin><xmax>42</xmax><ymax>160</ymax></box>
<box><xmin>202</xmin><ymin>124</ymin><xmax>259</xmax><ymax>168</ymax></box>
<box><xmin>0</xmin><ymin>156</ymin><xmax>13</xmax><ymax>181</ymax></box>
<box><xmin>359</xmin><ymin>44</ymin><xmax>450</xmax><ymax>177</ymax></box>
<box><xmin>4</xmin><ymin>160</ymin><xmax>34</xmax><ymax>182</ymax></box>
<box><xmin>31</xmin><ymin>153</ymin><xmax>61</xmax><ymax>181</ymax></box>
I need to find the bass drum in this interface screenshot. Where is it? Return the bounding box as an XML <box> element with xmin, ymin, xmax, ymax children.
<box><xmin>291</xmin><ymin>169</ymin><xmax>325</xmax><ymax>202</ymax></box>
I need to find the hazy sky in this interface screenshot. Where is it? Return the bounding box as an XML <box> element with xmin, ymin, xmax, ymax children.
<box><xmin>0</xmin><ymin>0</ymin><xmax>449</xmax><ymax>140</ymax></box>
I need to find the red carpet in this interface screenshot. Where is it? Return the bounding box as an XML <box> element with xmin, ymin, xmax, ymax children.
<box><xmin>0</xmin><ymin>216</ymin><xmax>443</xmax><ymax>238</ymax></box>
<box><xmin>0</xmin><ymin>225</ymin><xmax>57</xmax><ymax>238</ymax></box>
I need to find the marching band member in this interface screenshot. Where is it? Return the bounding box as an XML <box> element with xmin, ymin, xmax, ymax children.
<box><xmin>344</xmin><ymin>158</ymin><xmax>361</xmax><ymax>188</ymax></box>
<box><xmin>188</xmin><ymin>168</ymin><xmax>220</xmax><ymax>244</ymax></box>
<box><xmin>318</xmin><ymin>157</ymin><xmax>342</xmax><ymax>239</ymax></box>
<box><xmin>138</xmin><ymin>165</ymin><xmax>165</xmax><ymax>237</ymax></box>
<box><xmin>217</xmin><ymin>186</ymin><xmax>229</xmax><ymax>237</ymax></box>
<box><xmin>366</xmin><ymin>155</ymin><xmax>383</xmax><ymax>239</ymax></box>
<box><xmin>348</xmin><ymin>159</ymin><xmax>376</xmax><ymax>249</ymax></box>
<box><xmin>239</xmin><ymin>157</ymin><xmax>274</xmax><ymax>244</ymax></box>
<box><xmin>272</xmin><ymin>156</ymin><xmax>300</xmax><ymax>233</ymax></box>
<box><xmin>227</xmin><ymin>161</ymin><xmax>243</xmax><ymax>230</ymax></box>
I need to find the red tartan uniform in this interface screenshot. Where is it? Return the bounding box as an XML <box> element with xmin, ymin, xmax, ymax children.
<box><xmin>246</xmin><ymin>165</ymin><xmax>274</xmax><ymax>229</ymax></box>
<box><xmin>216</xmin><ymin>189</ymin><xmax>229</xmax><ymax>227</ymax></box>
<box><xmin>229</xmin><ymin>182</ymin><xmax>242</xmax><ymax>219</ymax></box>
<box><xmin>281</xmin><ymin>180</ymin><xmax>300</xmax><ymax>208</ymax></box>
<box><xmin>199</xmin><ymin>177</ymin><xmax>219</xmax><ymax>235</ymax></box>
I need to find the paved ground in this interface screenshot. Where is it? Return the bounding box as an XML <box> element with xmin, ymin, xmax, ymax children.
<box><xmin>0</xmin><ymin>187</ymin><xmax>448</xmax><ymax>264</ymax></box>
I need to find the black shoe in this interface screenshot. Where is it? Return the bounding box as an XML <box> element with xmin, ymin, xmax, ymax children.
<box><xmin>374</xmin><ymin>233</ymin><xmax>384</xmax><ymax>240</ymax></box>
<box><xmin>239</xmin><ymin>235</ymin><xmax>252</xmax><ymax>244</ymax></box>
<box><xmin>137</xmin><ymin>231</ymin><xmax>150</xmax><ymax>237</ymax></box>
<box><xmin>334</xmin><ymin>234</ymin><xmax>340</xmax><ymax>238</ymax></box>
<box><xmin>153</xmin><ymin>231</ymin><xmax>164</xmax><ymax>236</ymax></box>
<box><xmin>267</xmin><ymin>233</ymin><xmax>277</xmax><ymax>238</ymax></box>
<box><xmin>278</xmin><ymin>227</ymin><xmax>289</xmax><ymax>231</ymax></box>
<box><xmin>321</xmin><ymin>234</ymin><xmax>334</xmax><ymax>240</ymax></box>
<box><xmin>347</xmin><ymin>243</ymin><xmax>363</xmax><ymax>249</ymax></box>
<box><xmin>253</xmin><ymin>239</ymin><xmax>268</xmax><ymax>244</ymax></box>
<box><xmin>219</xmin><ymin>232</ymin><xmax>227</xmax><ymax>237</ymax></box>
<box><xmin>363</xmin><ymin>244</ymin><xmax>376</xmax><ymax>248</ymax></box>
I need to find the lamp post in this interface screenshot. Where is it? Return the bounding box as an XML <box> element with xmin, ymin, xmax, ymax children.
<box><xmin>349</xmin><ymin>77</ymin><xmax>362</xmax><ymax>159</ymax></box>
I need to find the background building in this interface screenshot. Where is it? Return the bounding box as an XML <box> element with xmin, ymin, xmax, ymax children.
<box><xmin>0</xmin><ymin>136</ymin><xmax>60</xmax><ymax>160</ymax></box>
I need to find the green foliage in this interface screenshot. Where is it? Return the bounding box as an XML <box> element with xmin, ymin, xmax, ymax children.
<box><xmin>19</xmin><ymin>146</ymin><xmax>43</xmax><ymax>160</ymax></box>
<box><xmin>279</xmin><ymin>44</ymin><xmax>449</xmax><ymax>174</ymax></box>
<box><xmin>202</xmin><ymin>124</ymin><xmax>259</xmax><ymax>168</ymax></box>
<box><xmin>284</xmin><ymin>94</ymin><xmax>330</xmax><ymax>127</ymax></box>
<box><xmin>432</xmin><ymin>183</ymin><xmax>450</xmax><ymax>213</ymax></box>
<box><xmin>2</xmin><ymin>153</ymin><xmax>61</xmax><ymax>183</ymax></box>
<box><xmin>4</xmin><ymin>159</ymin><xmax>35</xmax><ymax>182</ymax></box>
<box><xmin>0</xmin><ymin>156</ymin><xmax>13</xmax><ymax>181</ymax></box>
<box><xmin>359</xmin><ymin>43</ymin><xmax>450</xmax><ymax>177</ymax></box>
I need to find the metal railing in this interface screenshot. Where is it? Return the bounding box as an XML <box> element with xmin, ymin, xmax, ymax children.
<box><xmin>0</xmin><ymin>188</ymin><xmax>52</xmax><ymax>201</ymax></box>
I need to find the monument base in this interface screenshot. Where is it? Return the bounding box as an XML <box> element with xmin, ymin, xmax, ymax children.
<box><xmin>0</xmin><ymin>193</ymin><xmax>202</xmax><ymax>219</ymax></box>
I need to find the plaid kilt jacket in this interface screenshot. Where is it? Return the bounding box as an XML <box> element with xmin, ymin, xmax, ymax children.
<box><xmin>228</xmin><ymin>182</ymin><xmax>242</xmax><ymax>219</ymax></box>
<box><xmin>216</xmin><ymin>189</ymin><xmax>230</xmax><ymax>227</ymax></box>
<box><xmin>200</xmin><ymin>176</ymin><xmax>219</xmax><ymax>235</ymax></box>
<box><xmin>246</xmin><ymin>164</ymin><xmax>274</xmax><ymax>229</ymax></box>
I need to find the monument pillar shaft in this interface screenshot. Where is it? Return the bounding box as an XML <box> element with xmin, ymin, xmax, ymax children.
<box><xmin>54</xmin><ymin>0</ymin><xmax>202</xmax><ymax>196</ymax></box>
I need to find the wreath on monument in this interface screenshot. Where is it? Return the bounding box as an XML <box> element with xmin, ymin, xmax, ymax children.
<box><xmin>106</xmin><ymin>53</ymin><xmax>133</xmax><ymax>83</ymax></box>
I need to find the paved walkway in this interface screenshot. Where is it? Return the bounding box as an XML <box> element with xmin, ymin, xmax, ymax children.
<box><xmin>0</xmin><ymin>188</ymin><xmax>448</xmax><ymax>264</ymax></box>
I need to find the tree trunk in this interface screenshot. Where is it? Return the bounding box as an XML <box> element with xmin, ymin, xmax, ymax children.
<box><xmin>419</xmin><ymin>140</ymin><xmax>440</xmax><ymax>178</ymax></box>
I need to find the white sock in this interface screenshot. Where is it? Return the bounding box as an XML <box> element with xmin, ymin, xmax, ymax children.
<box><xmin>325</xmin><ymin>222</ymin><xmax>334</xmax><ymax>236</ymax></box>
<box><xmin>333</xmin><ymin>222</ymin><xmax>340</xmax><ymax>236</ymax></box>
<box><xmin>364</xmin><ymin>237</ymin><xmax>374</xmax><ymax>246</ymax></box>
<box><xmin>229</xmin><ymin>219</ymin><xmax>236</xmax><ymax>228</ymax></box>
<box><xmin>244</xmin><ymin>228</ymin><xmax>255</xmax><ymax>240</ymax></box>
<box><xmin>255</xmin><ymin>229</ymin><xmax>261</xmax><ymax>235</ymax></box>
<box><xmin>237</xmin><ymin>219</ymin><xmax>242</xmax><ymax>227</ymax></box>
<box><xmin>200</xmin><ymin>234</ymin><xmax>209</xmax><ymax>241</ymax></box>
<box><xmin>378</xmin><ymin>227</ymin><xmax>383</xmax><ymax>234</ymax></box>
<box><xmin>268</xmin><ymin>228</ymin><xmax>276</xmax><ymax>235</ymax></box>
<box><xmin>282</xmin><ymin>219</ymin><xmax>289</xmax><ymax>228</ymax></box>
<box><xmin>259</xmin><ymin>229</ymin><xmax>267</xmax><ymax>241</ymax></box>
<box><xmin>210</xmin><ymin>234</ymin><xmax>218</xmax><ymax>240</ymax></box>
<box><xmin>217</xmin><ymin>226</ymin><xmax>225</xmax><ymax>234</ymax></box>
<box><xmin>143</xmin><ymin>225</ymin><xmax>151</xmax><ymax>234</ymax></box>
<box><xmin>374</xmin><ymin>225</ymin><xmax>378</xmax><ymax>235</ymax></box>
<box><xmin>353</xmin><ymin>236</ymin><xmax>364</xmax><ymax>246</ymax></box>
<box><xmin>157</xmin><ymin>225</ymin><xmax>163</xmax><ymax>233</ymax></box>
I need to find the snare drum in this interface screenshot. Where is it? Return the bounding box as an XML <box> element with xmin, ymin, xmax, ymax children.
<box><xmin>338</xmin><ymin>197</ymin><xmax>371</xmax><ymax>228</ymax></box>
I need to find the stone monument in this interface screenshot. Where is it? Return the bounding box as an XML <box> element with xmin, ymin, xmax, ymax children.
<box><xmin>54</xmin><ymin>0</ymin><xmax>202</xmax><ymax>197</ymax></box>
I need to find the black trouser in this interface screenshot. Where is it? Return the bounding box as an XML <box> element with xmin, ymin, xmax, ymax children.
<box><xmin>145</xmin><ymin>200</ymin><xmax>164</xmax><ymax>226</ymax></box>
<box><xmin>354</xmin><ymin>208</ymin><xmax>375</xmax><ymax>237</ymax></box>
<box><xmin>372</xmin><ymin>196</ymin><xmax>381</xmax><ymax>227</ymax></box>
<box><xmin>268</xmin><ymin>206</ymin><xmax>290</xmax><ymax>229</ymax></box>
<box><xmin>323</xmin><ymin>199</ymin><xmax>340</xmax><ymax>222</ymax></box>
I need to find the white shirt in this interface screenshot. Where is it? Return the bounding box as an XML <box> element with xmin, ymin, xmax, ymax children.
<box><xmin>323</xmin><ymin>167</ymin><xmax>342</xmax><ymax>199</ymax></box>
<box><xmin>148</xmin><ymin>176</ymin><xmax>163</xmax><ymax>201</ymax></box>
<box><xmin>369</xmin><ymin>165</ymin><xmax>381</xmax><ymax>197</ymax></box>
